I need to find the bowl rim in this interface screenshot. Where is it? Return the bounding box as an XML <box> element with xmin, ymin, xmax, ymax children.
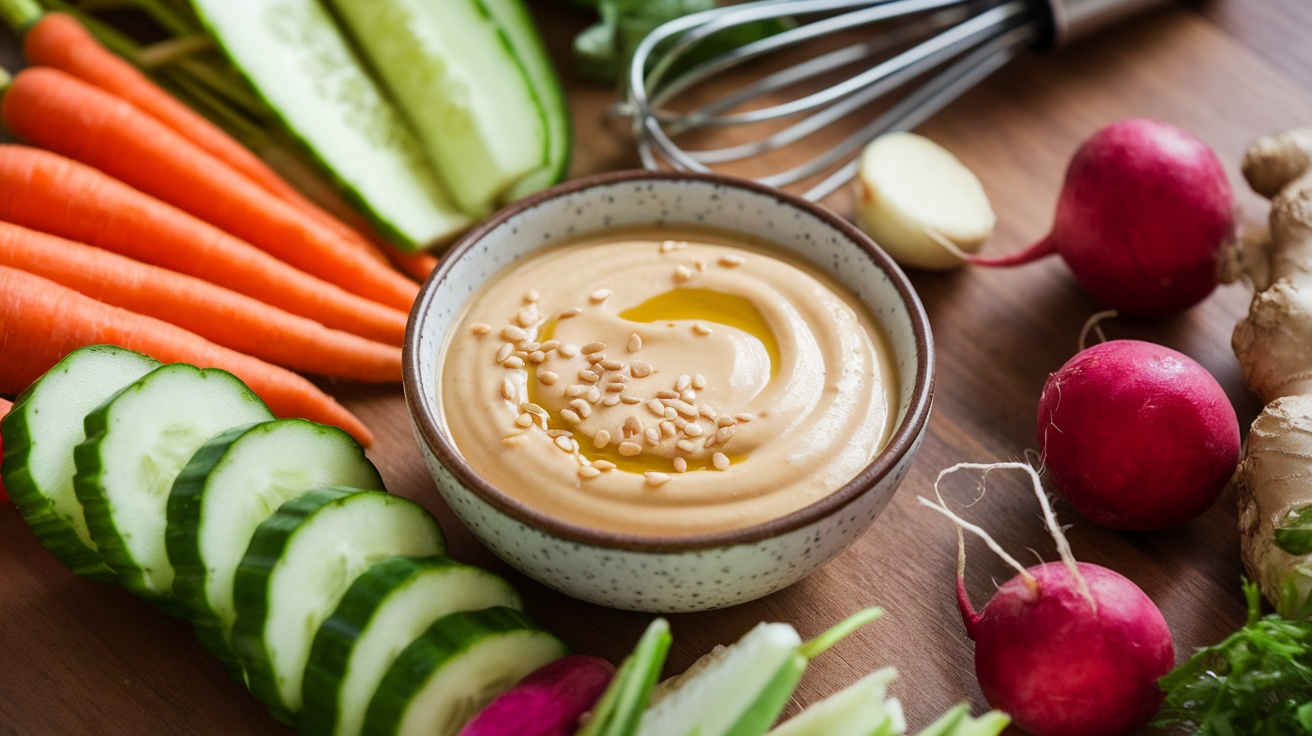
<box><xmin>404</xmin><ymin>169</ymin><xmax>935</xmax><ymax>553</ymax></box>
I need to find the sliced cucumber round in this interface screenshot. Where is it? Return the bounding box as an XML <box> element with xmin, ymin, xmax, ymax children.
<box><xmin>361</xmin><ymin>607</ymin><xmax>567</xmax><ymax>736</ymax></box>
<box><xmin>0</xmin><ymin>345</ymin><xmax>160</xmax><ymax>581</ymax></box>
<box><xmin>167</xmin><ymin>418</ymin><xmax>385</xmax><ymax>670</ymax></box>
<box><xmin>232</xmin><ymin>488</ymin><xmax>447</xmax><ymax>721</ymax></box>
<box><xmin>301</xmin><ymin>556</ymin><xmax>523</xmax><ymax>736</ymax></box>
<box><xmin>73</xmin><ymin>363</ymin><xmax>273</xmax><ymax>604</ymax></box>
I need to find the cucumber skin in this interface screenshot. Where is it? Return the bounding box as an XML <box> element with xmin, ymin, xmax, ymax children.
<box><xmin>73</xmin><ymin>365</ymin><xmax>271</xmax><ymax>612</ymax></box>
<box><xmin>0</xmin><ymin>346</ymin><xmax>160</xmax><ymax>582</ymax></box>
<box><xmin>299</xmin><ymin>556</ymin><xmax>523</xmax><ymax>736</ymax></box>
<box><xmin>360</xmin><ymin>607</ymin><xmax>566</xmax><ymax>736</ymax></box>
<box><xmin>233</xmin><ymin>488</ymin><xmax>448</xmax><ymax>723</ymax></box>
<box><xmin>167</xmin><ymin>419</ymin><xmax>385</xmax><ymax>671</ymax></box>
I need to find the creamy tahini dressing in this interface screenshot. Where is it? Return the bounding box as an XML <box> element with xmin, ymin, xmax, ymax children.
<box><xmin>437</xmin><ymin>230</ymin><xmax>898</xmax><ymax>538</ymax></box>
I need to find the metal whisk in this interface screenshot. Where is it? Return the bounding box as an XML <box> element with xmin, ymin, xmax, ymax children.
<box><xmin>621</xmin><ymin>0</ymin><xmax>1171</xmax><ymax>200</ymax></box>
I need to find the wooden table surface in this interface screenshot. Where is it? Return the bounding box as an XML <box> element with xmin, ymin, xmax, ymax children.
<box><xmin>3</xmin><ymin>1</ymin><xmax>1311</xmax><ymax>733</ymax></box>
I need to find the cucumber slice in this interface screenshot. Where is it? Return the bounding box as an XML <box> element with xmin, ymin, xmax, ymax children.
<box><xmin>167</xmin><ymin>418</ymin><xmax>385</xmax><ymax>669</ymax></box>
<box><xmin>302</xmin><ymin>556</ymin><xmax>524</xmax><ymax>736</ymax></box>
<box><xmin>74</xmin><ymin>363</ymin><xmax>273</xmax><ymax>604</ymax></box>
<box><xmin>232</xmin><ymin>488</ymin><xmax>447</xmax><ymax>721</ymax></box>
<box><xmin>638</xmin><ymin>622</ymin><xmax>804</xmax><ymax>736</ymax></box>
<box><xmin>765</xmin><ymin>668</ymin><xmax>905</xmax><ymax>736</ymax></box>
<box><xmin>361</xmin><ymin>607</ymin><xmax>567</xmax><ymax>736</ymax></box>
<box><xmin>479</xmin><ymin>0</ymin><xmax>571</xmax><ymax>201</ymax></box>
<box><xmin>0</xmin><ymin>345</ymin><xmax>160</xmax><ymax>581</ymax></box>
<box><xmin>188</xmin><ymin>0</ymin><xmax>471</xmax><ymax>251</ymax></box>
<box><xmin>324</xmin><ymin>0</ymin><xmax>548</xmax><ymax>215</ymax></box>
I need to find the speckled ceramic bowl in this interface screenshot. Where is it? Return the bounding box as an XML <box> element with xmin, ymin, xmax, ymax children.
<box><xmin>404</xmin><ymin>170</ymin><xmax>934</xmax><ymax>613</ymax></box>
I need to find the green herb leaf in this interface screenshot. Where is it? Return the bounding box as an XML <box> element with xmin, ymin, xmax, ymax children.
<box><xmin>1154</xmin><ymin>582</ymin><xmax>1312</xmax><ymax>735</ymax></box>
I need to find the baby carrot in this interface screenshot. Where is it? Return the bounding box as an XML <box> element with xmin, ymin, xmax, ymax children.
<box><xmin>2</xmin><ymin>66</ymin><xmax>420</xmax><ymax>311</ymax></box>
<box><xmin>0</xmin><ymin>145</ymin><xmax>407</xmax><ymax>346</ymax></box>
<box><xmin>0</xmin><ymin>222</ymin><xmax>402</xmax><ymax>383</ymax></box>
<box><xmin>0</xmin><ymin>266</ymin><xmax>374</xmax><ymax>446</ymax></box>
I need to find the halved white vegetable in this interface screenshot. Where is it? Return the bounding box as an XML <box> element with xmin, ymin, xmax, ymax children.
<box><xmin>0</xmin><ymin>345</ymin><xmax>159</xmax><ymax>581</ymax></box>
<box><xmin>167</xmin><ymin>418</ymin><xmax>385</xmax><ymax>669</ymax></box>
<box><xmin>766</xmin><ymin>667</ymin><xmax>905</xmax><ymax>736</ymax></box>
<box><xmin>231</xmin><ymin>488</ymin><xmax>446</xmax><ymax>721</ymax></box>
<box><xmin>189</xmin><ymin>0</ymin><xmax>471</xmax><ymax>251</ymax></box>
<box><xmin>852</xmin><ymin>131</ymin><xmax>995</xmax><ymax>271</ymax></box>
<box><xmin>73</xmin><ymin>363</ymin><xmax>274</xmax><ymax>604</ymax></box>
<box><xmin>324</xmin><ymin>0</ymin><xmax>547</xmax><ymax>215</ymax></box>
<box><xmin>361</xmin><ymin>607</ymin><xmax>567</xmax><ymax>736</ymax></box>
<box><xmin>301</xmin><ymin>555</ymin><xmax>524</xmax><ymax>736</ymax></box>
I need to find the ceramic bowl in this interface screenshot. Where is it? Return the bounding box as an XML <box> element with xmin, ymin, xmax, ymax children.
<box><xmin>404</xmin><ymin>170</ymin><xmax>934</xmax><ymax>613</ymax></box>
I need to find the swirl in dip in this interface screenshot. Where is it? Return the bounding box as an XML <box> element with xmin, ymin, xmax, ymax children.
<box><xmin>438</xmin><ymin>229</ymin><xmax>898</xmax><ymax>538</ymax></box>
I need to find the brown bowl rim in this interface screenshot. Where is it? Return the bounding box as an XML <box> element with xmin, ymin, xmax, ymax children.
<box><xmin>403</xmin><ymin>169</ymin><xmax>935</xmax><ymax>554</ymax></box>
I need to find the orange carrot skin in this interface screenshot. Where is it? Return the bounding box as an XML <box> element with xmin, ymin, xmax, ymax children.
<box><xmin>0</xmin><ymin>266</ymin><xmax>374</xmax><ymax>446</ymax></box>
<box><xmin>0</xmin><ymin>222</ymin><xmax>402</xmax><ymax>383</ymax></box>
<box><xmin>0</xmin><ymin>145</ymin><xmax>408</xmax><ymax>346</ymax></box>
<box><xmin>0</xmin><ymin>397</ymin><xmax>10</xmax><ymax>504</ymax></box>
<box><xmin>2</xmin><ymin>66</ymin><xmax>420</xmax><ymax>312</ymax></box>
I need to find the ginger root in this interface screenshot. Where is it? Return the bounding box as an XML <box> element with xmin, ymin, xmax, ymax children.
<box><xmin>1228</xmin><ymin>128</ymin><xmax>1312</xmax><ymax>618</ymax></box>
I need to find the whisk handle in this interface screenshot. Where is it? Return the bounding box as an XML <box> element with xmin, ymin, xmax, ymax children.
<box><xmin>1043</xmin><ymin>0</ymin><xmax>1176</xmax><ymax>46</ymax></box>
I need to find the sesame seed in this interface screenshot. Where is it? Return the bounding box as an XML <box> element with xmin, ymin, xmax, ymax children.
<box><xmin>496</xmin><ymin>343</ymin><xmax>514</xmax><ymax>363</ymax></box>
<box><xmin>525</xmin><ymin>289</ymin><xmax>540</xmax><ymax>302</ymax></box>
<box><xmin>627</xmin><ymin>334</ymin><xmax>642</xmax><ymax>352</ymax></box>
<box><xmin>605</xmin><ymin>383</ymin><xmax>626</xmax><ymax>393</ymax></box>
<box><xmin>656</xmin><ymin>390</ymin><xmax>679</xmax><ymax>400</ymax></box>
<box><xmin>586</xmin><ymin>387</ymin><xmax>602</xmax><ymax>403</ymax></box>
<box><xmin>717</xmin><ymin>415</ymin><xmax>736</xmax><ymax>427</ymax></box>
<box><xmin>471</xmin><ymin>323</ymin><xmax>492</xmax><ymax>336</ymax></box>
<box><xmin>644</xmin><ymin>427</ymin><xmax>660</xmax><ymax>445</ymax></box>
<box><xmin>645</xmin><ymin>472</ymin><xmax>671</xmax><ymax>486</ymax></box>
<box><xmin>700</xmin><ymin>404</ymin><xmax>718</xmax><ymax>419</ymax></box>
<box><xmin>673</xmin><ymin>457</ymin><xmax>688</xmax><ymax>473</ymax></box>
<box><xmin>521</xmin><ymin>402</ymin><xmax>547</xmax><ymax>417</ymax></box>
<box><xmin>623</xmin><ymin>416</ymin><xmax>641</xmax><ymax>436</ymax></box>
<box><xmin>523</xmin><ymin>341</ymin><xmax>541</xmax><ymax>352</ymax></box>
<box><xmin>516</xmin><ymin>306</ymin><xmax>538</xmax><ymax>327</ymax></box>
<box><xmin>500</xmin><ymin>378</ymin><xmax>515</xmax><ymax>401</ymax></box>
<box><xmin>712</xmin><ymin>452</ymin><xmax>730</xmax><ymax>470</ymax></box>
<box><xmin>545</xmin><ymin>429</ymin><xmax>571</xmax><ymax>438</ymax></box>
<box><xmin>559</xmin><ymin>307</ymin><xmax>583</xmax><ymax>319</ymax></box>
<box><xmin>539</xmin><ymin>371</ymin><xmax>559</xmax><ymax>386</ymax></box>
<box><xmin>514</xmin><ymin>413</ymin><xmax>533</xmax><ymax>428</ymax></box>
<box><xmin>735</xmin><ymin>413</ymin><xmax>754</xmax><ymax>422</ymax></box>
<box><xmin>620</xmin><ymin>395</ymin><xmax>642</xmax><ymax>405</ymax></box>
<box><xmin>579</xmin><ymin>466</ymin><xmax>601</xmax><ymax>479</ymax></box>
<box><xmin>719</xmin><ymin>254</ymin><xmax>745</xmax><ymax>267</ymax></box>
<box><xmin>692</xmin><ymin>374</ymin><xmax>707</xmax><ymax>390</ymax></box>
<box><xmin>659</xmin><ymin>239</ymin><xmax>688</xmax><ymax>253</ymax></box>
<box><xmin>578</xmin><ymin>370</ymin><xmax>600</xmax><ymax>384</ymax></box>
<box><xmin>601</xmin><ymin>394</ymin><xmax>621</xmax><ymax>406</ymax></box>
<box><xmin>566</xmin><ymin>384</ymin><xmax>589</xmax><ymax>398</ymax></box>
<box><xmin>561</xmin><ymin>409</ymin><xmax>581</xmax><ymax>424</ymax></box>
<box><xmin>586</xmin><ymin>353</ymin><xmax>606</xmax><ymax>364</ymax></box>
<box><xmin>677</xmin><ymin>372</ymin><xmax>692</xmax><ymax>390</ymax></box>
<box><xmin>618</xmin><ymin>441</ymin><xmax>642</xmax><ymax>457</ymax></box>
<box><xmin>569</xmin><ymin>399</ymin><xmax>592</xmax><ymax>418</ymax></box>
<box><xmin>664</xmin><ymin>407</ymin><xmax>678</xmax><ymax>420</ymax></box>
<box><xmin>557</xmin><ymin>343</ymin><xmax>579</xmax><ymax>358</ymax></box>
<box><xmin>630</xmin><ymin>361</ymin><xmax>653</xmax><ymax>378</ymax></box>
<box><xmin>695</xmin><ymin>259</ymin><xmax>708</xmax><ymax>271</ymax></box>
<box><xmin>502</xmin><ymin>434</ymin><xmax>526</xmax><ymax>447</ymax></box>
<box><xmin>683</xmin><ymin>422</ymin><xmax>704</xmax><ymax>438</ymax></box>
<box><xmin>609</xmin><ymin>373</ymin><xmax>629</xmax><ymax>384</ymax></box>
<box><xmin>594</xmin><ymin>430</ymin><xmax>611</xmax><ymax>448</ymax></box>
<box><xmin>501</xmin><ymin>326</ymin><xmax>528</xmax><ymax>342</ymax></box>
<box><xmin>681</xmin><ymin>389</ymin><xmax>697</xmax><ymax>403</ymax></box>
<box><xmin>669</xmin><ymin>399</ymin><xmax>698</xmax><ymax>418</ymax></box>
<box><xmin>581</xmin><ymin>341</ymin><xmax>606</xmax><ymax>355</ymax></box>
<box><xmin>674</xmin><ymin>265</ymin><xmax>692</xmax><ymax>283</ymax></box>
<box><xmin>555</xmin><ymin>435</ymin><xmax>576</xmax><ymax>452</ymax></box>
<box><xmin>540</xmin><ymin>340</ymin><xmax>560</xmax><ymax>352</ymax></box>
<box><xmin>693</xmin><ymin>323</ymin><xmax>713</xmax><ymax>336</ymax></box>
<box><xmin>503</xmin><ymin>356</ymin><xmax>525</xmax><ymax>369</ymax></box>
<box><xmin>528</xmin><ymin>351</ymin><xmax>546</xmax><ymax>364</ymax></box>
<box><xmin>716</xmin><ymin>425</ymin><xmax>736</xmax><ymax>444</ymax></box>
<box><xmin>676</xmin><ymin>439</ymin><xmax>696</xmax><ymax>453</ymax></box>
<box><xmin>660</xmin><ymin>421</ymin><xmax>676</xmax><ymax>439</ymax></box>
<box><xmin>589</xmin><ymin>288</ymin><xmax>612</xmax><ymax>303</ymax></box>
<box><xmin>599</xmin><ymin>359</ymin><xmax>623</xmax><ymax>371</ymax></box>
<box><xmin>704</xmin><ymin>434</ymin><xmax>718</xmax><ymax>448</ymax></box>
<box><xmin>593</xmin><ymin>460</ymin><xmax>616</xmax><ymax>472</ymax></box>
<box><xmin>646</xmin><ymin>400</ymin><xmax>666</xmax><ymax>418</ymax></box>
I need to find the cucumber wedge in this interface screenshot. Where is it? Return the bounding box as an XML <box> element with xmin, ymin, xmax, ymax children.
<box><xmin>361</xmin><ymin>607</ymin><xmax>567</xmax><ymax>736</ymax></box>
<box><xmin>188</xmin><ymin>0</ymin><xmax>471</xmax><ymax>251</ymax></box>
<box><xmin>73</xmin><ymin>363</ymin><xmax>273</xmax><ymax>605</ymax></box>
<box><xmin>912</xmin><ymin>705</ymin><xmax>1010</xmax><ymax>736</ymax></box>
<box><xmin>324</xmin><ymin>0</ymin><xmax>548</xmax><ymax>215</ymax></box>
<box><xmin>0</xmin><ymin>345</ymin><xmax>160</xmax><ymax>581</ymax></box>
<box><xmin>302</xmin><ymin>556</ymin><xmax>523</xmax><ymax>736</ymax></box>
<box><xmin>577</xmin><ymin>618</ymin><xmax>672</xmax><ymax>736</ymax></box>
<box><xmin>765</xmin><ymin>668</ymin><xmax>905</xmax><ymax>736</ymax></box>
<box><xmin>167</xmin><ymin>418</ymin><xmax>385</xmax><ymax>670</ymax></box>
<box><xmin>479</xmin><ymin>0</ymin><xmax>571</xmax><ymax>201</ymax></box>
<box><xmin>232</xmin><ymin>488</ymin><xmax>447</xmax><ymax>721</ymax></box>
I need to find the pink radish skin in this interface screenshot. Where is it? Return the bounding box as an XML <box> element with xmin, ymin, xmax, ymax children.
<box><xmin>959</xmin><ymin>561</ymin><xmax>1173</xmax><ymax>736</ymax></box>
<box><xmin>458</xmin><ymin>654</ymin><xmax>616</xmax><ymax>736</ymax></box>
<box><xmin>970</xmin><ymin>118</ymin><xmax>1235</xmax><ymax>316</ymax></box>
<box><xmin>1038</xmin><ymin>339</ymin><xmax>1241</xmax><ymax>530</ymax></box>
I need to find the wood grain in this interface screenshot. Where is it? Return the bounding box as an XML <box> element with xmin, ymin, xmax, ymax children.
<box><xmin>1</xmin><ymin>1</ymin><xmax>1310</xmax><ymax>733</ymax></box>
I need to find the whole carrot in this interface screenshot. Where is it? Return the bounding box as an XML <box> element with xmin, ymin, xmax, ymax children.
<box><xmin>0</xmin><ymin>222</ymin><xmax>402</xmax><ymax>383</ymax></box>
<box><xmin>2</xmin><ymin>66</ymin><xmax>420</xmax><ymax>311</ymax></box>
<box><xmin>0</xmin><ymin>266</ymin><xmax>374</xmax><ymax>446</ymax></box>
<box><xmin>0</xmin><ymin>145</ymin><xmax>407</xmax><ymax>346</ymax></box>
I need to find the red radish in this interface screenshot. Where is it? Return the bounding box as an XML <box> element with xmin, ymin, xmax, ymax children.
<box><xmin>1038</xmin><ymin>339</ymin><xmax>1240</xmax><ymax>530</ymax></box>
<box><xmin>458</xmin><ymin>654</ymin><xmax>616</xmax><ymax>736</ymax></box>
<box><xmin>969</xmin><ymin>118</ymin><xmax>1235</xmax><ymax>316</ymax></box>
<box><xmin>922</xmin><ymin>462</ymin><xmax>1175</xmax><ymax>736</ymax></box>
